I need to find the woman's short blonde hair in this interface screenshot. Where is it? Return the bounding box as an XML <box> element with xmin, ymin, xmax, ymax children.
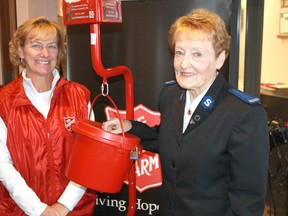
<box><xmin>168</xmin><ymin>8</ymin><xmax>230</xmax><ymax>59</ymax></box>
<box><xmin>9</xmin><ymin>16</ymin><xmax>65</xmax><ymax>67</ymax></box>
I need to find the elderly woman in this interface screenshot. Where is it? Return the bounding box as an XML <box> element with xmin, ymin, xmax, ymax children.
<box><xmin>103</xmin><ymin>9</ymin><xmax>270</xmax><ymax>215</ymax></box>
<box><xmin>0</xmin><ymin>17</ymin><xmax>96</xmax><ymax>215</ymax></box>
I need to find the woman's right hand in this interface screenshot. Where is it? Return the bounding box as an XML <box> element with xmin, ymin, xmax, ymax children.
<box><xmin>41</xmin><ymin>202</ymin><xmax>70</xmax><ymax>216</ymax></box>
<box><xmin>102</xmin><ymin>118</ymin><xmax>132</xmax><ymax>134</ymax></box>
<box><xmin>40</xmin><ymin>206</ymin><xmax>61</xmax><ymax>216</ymax></box>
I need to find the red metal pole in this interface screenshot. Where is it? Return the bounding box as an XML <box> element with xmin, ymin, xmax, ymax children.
<box><xmin>89</xmin><ymin>23</ymin><xmax>137</xmax><ymax>216</ymax></box>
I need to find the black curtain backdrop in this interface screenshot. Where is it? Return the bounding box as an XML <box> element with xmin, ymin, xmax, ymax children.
<box><xmin>66</xmin><ymin>0</ymin><xmax>235</xmax><ymax>215</ymax></box>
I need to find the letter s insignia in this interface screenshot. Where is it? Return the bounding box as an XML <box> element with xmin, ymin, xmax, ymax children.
<box><xmin>201</xmin><ymin>96</ymin><xmax>214</xmax><ymax>109</ymax></box>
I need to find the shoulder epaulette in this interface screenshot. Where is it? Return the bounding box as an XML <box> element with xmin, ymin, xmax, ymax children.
<box><xmin>229</xmin><ymin>88</ymin><xmax>260</xmax><ymax>105</ymax></box>
<box><xmin>165</xmin><ymin>80</ymin><xmax>177</xmax><ymax>86</ymax></box>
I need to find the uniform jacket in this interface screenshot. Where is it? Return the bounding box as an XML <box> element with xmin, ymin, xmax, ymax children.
<box><xmin>130</xmin><ymin>73</ymin><xmax>270</xmax><ymax>216</ymax></box>
<box><xmin>0</xmin><ymin>76</ymin><xmax>96</xmax><ymax>215</ymax></box>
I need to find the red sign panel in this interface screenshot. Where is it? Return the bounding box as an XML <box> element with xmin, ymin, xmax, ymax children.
<box><xmin>63</xmin><ymin>0</ymin><xmax>122</xmax><ymax>25</ymax></box>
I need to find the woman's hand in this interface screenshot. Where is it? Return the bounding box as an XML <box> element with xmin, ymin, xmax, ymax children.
<box><xmin>40</xmin><ymin>206</ymin><xmax>61</xmax><ymax>216</ymax></box>
<box><xmin>51</xmin><ymin>203</ymin><xmax>69</xmax><ymax>216</ymax></box>
<box><xmin>41</xmin><ymin>203</ymin><xmax>69</xmax><ymax>216</ymax></box>
<box><xmin>102</xmin><ymin>118</ymin><xmax>132</xmax><ymax>134</ymax></box>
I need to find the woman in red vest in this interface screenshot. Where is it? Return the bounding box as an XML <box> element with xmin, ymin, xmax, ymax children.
<box><xmin>0</xmin><ymin>17</ymin><xmax>96</xmax><ymax>215</ymax></box>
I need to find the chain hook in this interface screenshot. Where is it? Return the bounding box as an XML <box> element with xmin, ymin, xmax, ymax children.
<box><xmin>101</xmin><ymin>80</ymin><xmax>109</xmax><ymax>96</ymax></box>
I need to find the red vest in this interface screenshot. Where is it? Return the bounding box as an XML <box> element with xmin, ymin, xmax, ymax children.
<box><xmin>0</xmin><ymin>76</ymin><xmax>96</xmax><ymax>215</ymax></box>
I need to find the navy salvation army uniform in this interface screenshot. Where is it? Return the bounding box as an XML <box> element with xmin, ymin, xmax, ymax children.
<box><xmin>130</xmin><ymin>73</ymin><xmax>270</xmax><ymax>216</ymax></box>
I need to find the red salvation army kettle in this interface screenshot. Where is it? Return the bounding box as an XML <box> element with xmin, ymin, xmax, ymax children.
<box><xmin>66</xmin><ymin>95</ymin><xmax>141</xmax><ymax>193</ymax></box>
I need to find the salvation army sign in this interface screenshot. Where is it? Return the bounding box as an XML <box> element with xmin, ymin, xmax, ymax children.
<box><xmin>105</xmin><ymin>104</ymin><xmax>162</xmax><ymax>192</ymax></box>
<box><xmin>127</xmin><ymin>150</ymin><xmax>162</xmax><ymax>192</ymax></box>
<box><xmin>105</xmin><ymin>104</ymin><xmax>161</xmax><ymax>127</ymax></box>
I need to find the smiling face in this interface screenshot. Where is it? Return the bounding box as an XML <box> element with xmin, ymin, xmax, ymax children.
<box><xmin>174</xmin><ymin>38</ymin><xmax>225</xmax><ymax>97</ymax></box>
<box><xmin>18</xmin><ymin>34</ymin><xmax>58</xmax><ymax>79</ymax></box>
<box><xmin>168</xmin><ymin>9</ymin><xmax>230</xmax><ymax>98</ymax></box>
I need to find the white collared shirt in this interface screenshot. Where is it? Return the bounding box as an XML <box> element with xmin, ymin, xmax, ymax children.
<box><xmin>183</xmin><ymin>89</ymin><xmax>208</xmax><ymax>133</ymax></box>
<box><xmin>183</xmin><ymin>73</ymin><xmax>218</xmax><ymax>133</ymax></box>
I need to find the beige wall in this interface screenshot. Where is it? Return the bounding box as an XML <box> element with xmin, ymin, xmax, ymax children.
<box><xmin>261</xmin><ymin>0</ymin><xmax>288</xmax><ymax>84</ymax></box>
<box><xmin>238</xmin><ymin>1</ymin><xmax>247</xmax><ymax>91</ymax></box>
<box><xmin>16</xmin><ymin>0</ymin><xmax>58</xmax><ymax>27</ymax></box>
<box><xmin>239</xmin><ymin>0</ymin><xmax>288</xmax><ymax>89</ymax></box>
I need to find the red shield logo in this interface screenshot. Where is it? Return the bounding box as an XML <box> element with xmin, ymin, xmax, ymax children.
<box><xmin>105</xmin><ymin>104</ymin><xmax>162</xmax><ymax>192</ymax></box>
<box><xmin>64</xmin><ymin>116</ymin><xmax>76</xmax><ymax>132</ymax></box>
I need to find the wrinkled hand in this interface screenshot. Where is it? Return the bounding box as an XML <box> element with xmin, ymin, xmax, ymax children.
<box><xmin>51</xmin><ymin>203</ymin><xmax>70</xmax><ymax>216</ymax></box>
<box><xmin>102</xmin><ymin>118</ymin><xmax>132</xmax><ymax>134</ymax></box>
<box><xmin>40</xmin><ymin>203</ymin><xmax>69</xmax><ymax>216</ymax></box>
<box><xmin>40</xmin><ymin>206</ymin><xmax>61</xmax><ymax>216</ymax></box>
